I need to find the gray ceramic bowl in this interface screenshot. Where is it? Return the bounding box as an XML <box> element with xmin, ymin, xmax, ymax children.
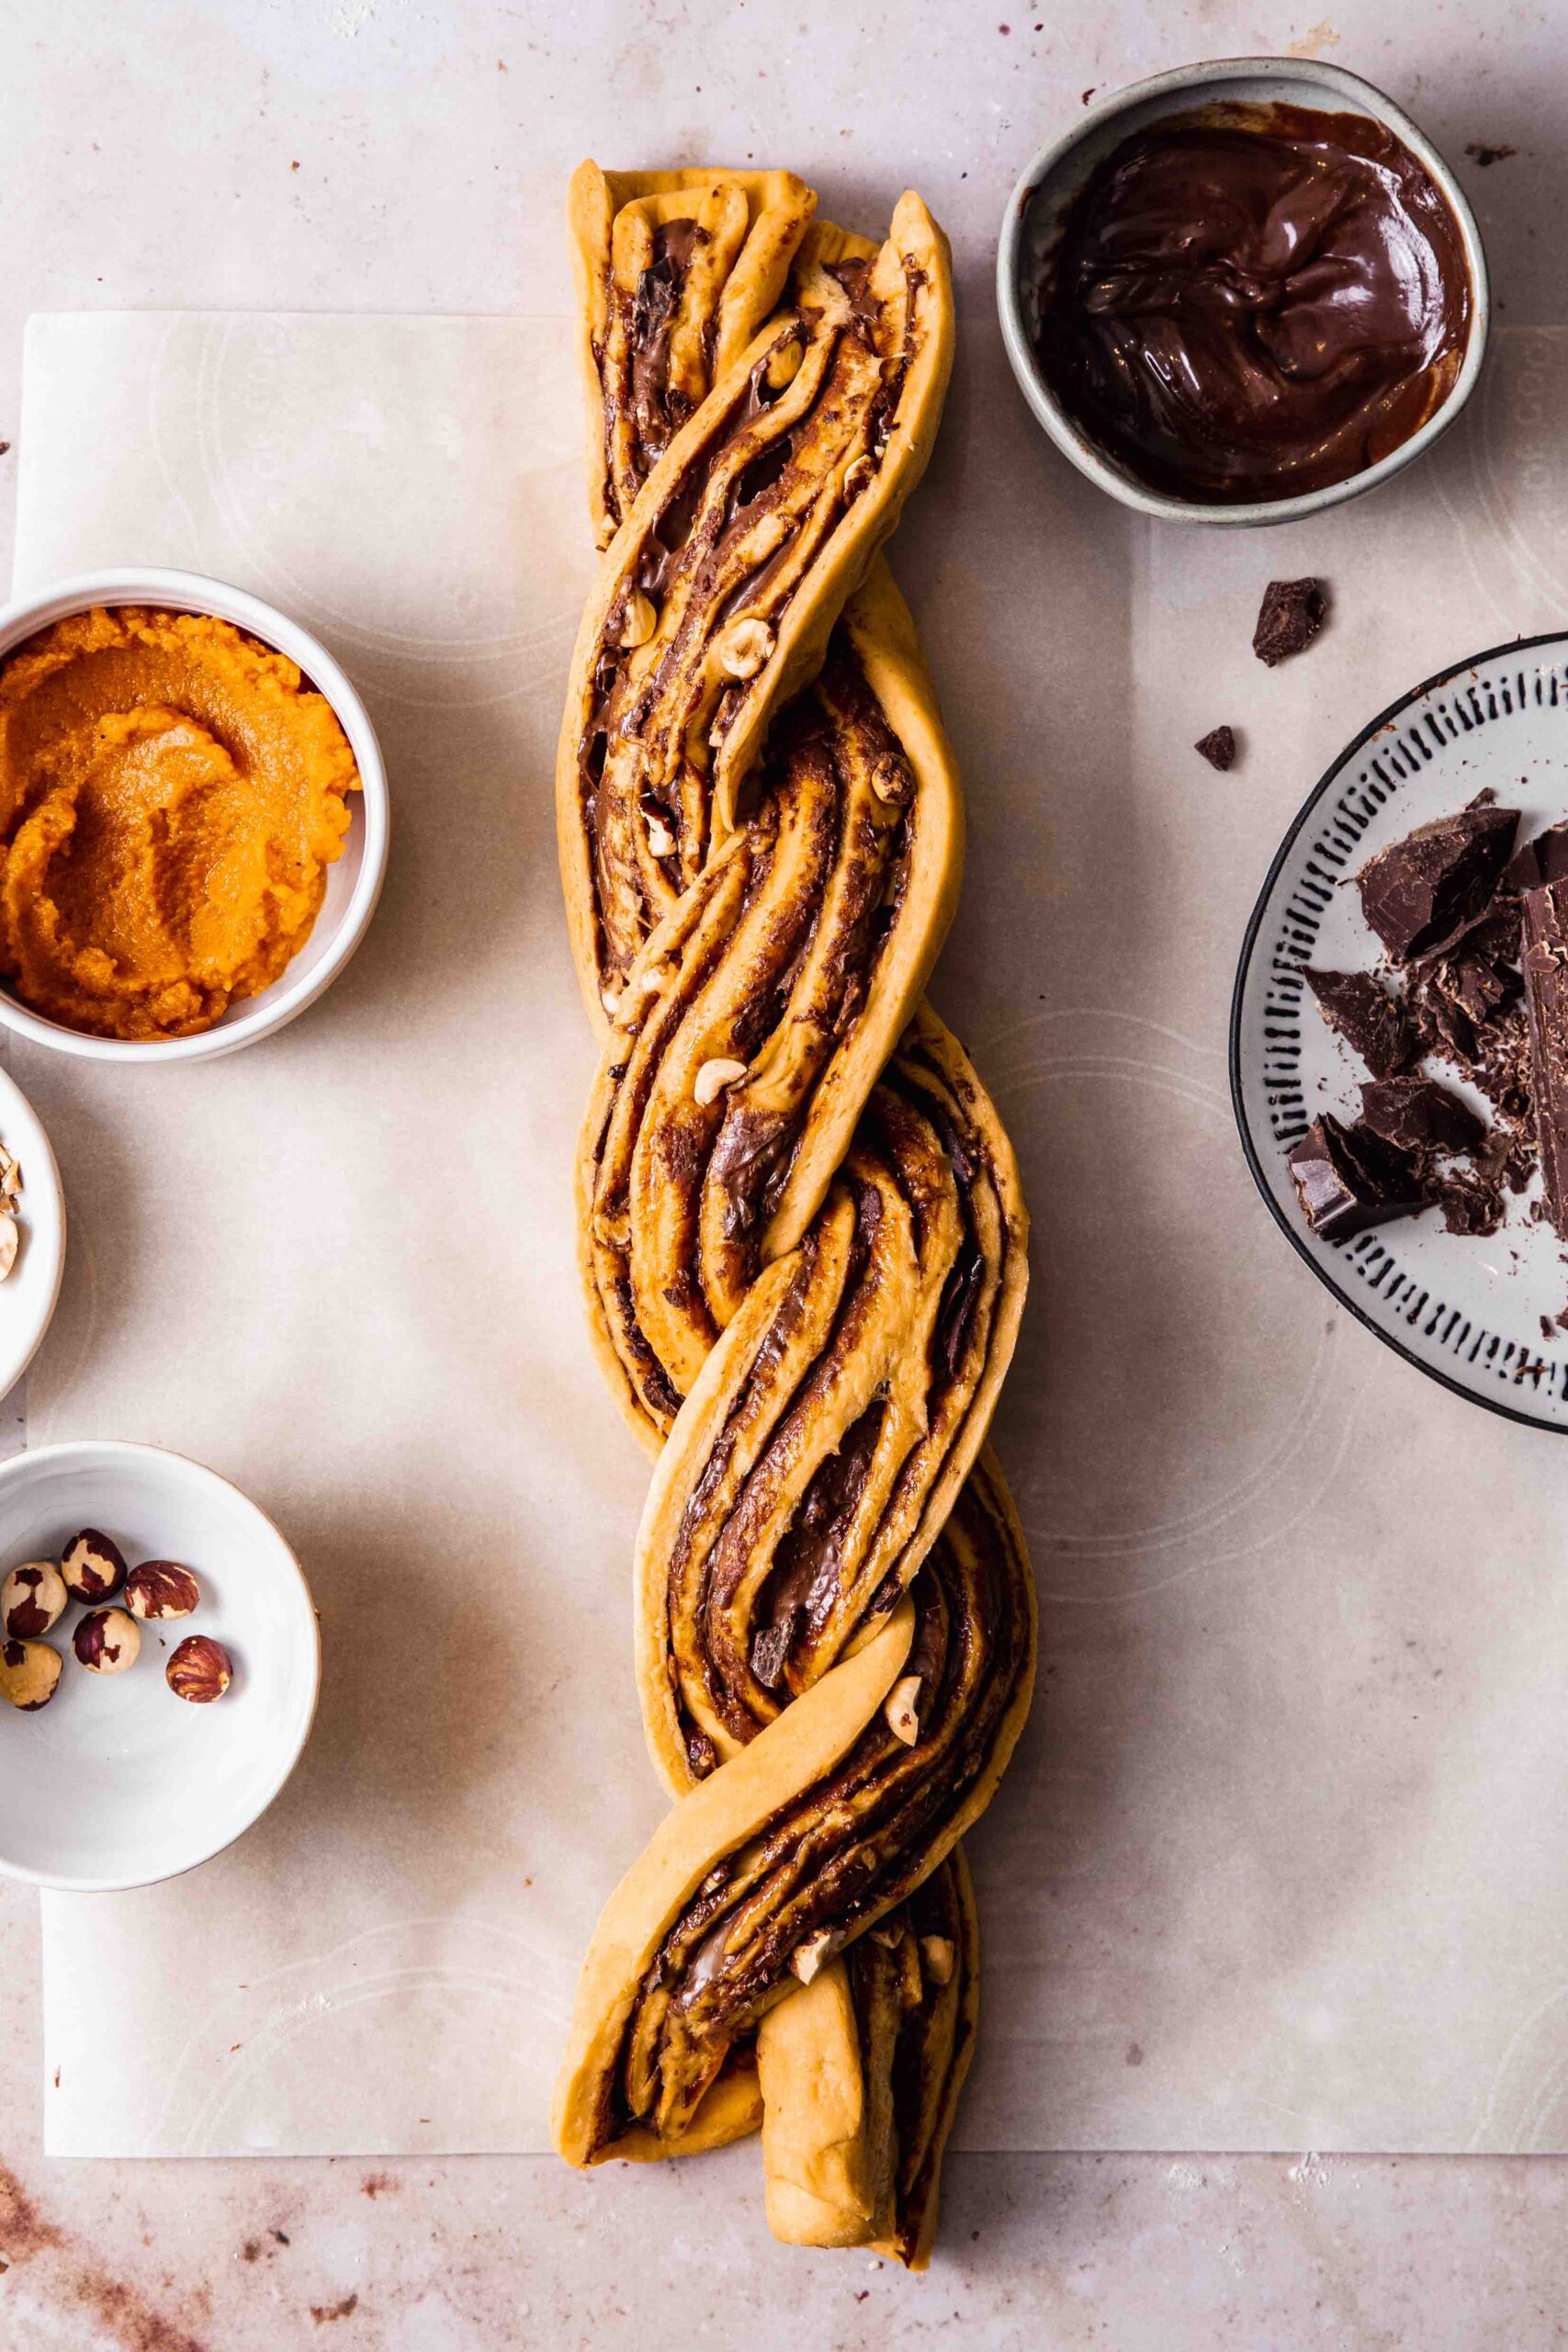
<box><xmin>996</xmin><ymin>56</ymin><xmax>1491</xmax><ymax>527</ymax></box>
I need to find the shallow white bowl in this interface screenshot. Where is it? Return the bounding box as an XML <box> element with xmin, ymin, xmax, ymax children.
<box><xmin>997</xmin><ymin>56</ymin><xmax>1491</xmax><ymax>527</ymax></box>
<box><xmin>0</xmin><ymin>567</ymin><xmax>389</xmax><ymax>1061</ymax></box>
<box><xmin>0</xmin><ymin>1062</ymin><xmax>65</xmax><ymax>1401</ymax></box>
<box><xmin>0</xmin><ymin>1442</ymin><xmax>320</xmax><ymax>1888</ymax></box>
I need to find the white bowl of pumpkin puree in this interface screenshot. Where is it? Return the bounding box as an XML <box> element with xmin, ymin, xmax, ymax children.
<box><xmin>0</xmin><ymin>569</ymin><xmax>389</xmax><ymax>1060</ymax></box>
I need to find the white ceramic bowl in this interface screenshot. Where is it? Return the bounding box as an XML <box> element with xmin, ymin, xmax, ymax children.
<box><xmin>0</xmin><ymin>567</ymin><xmax>389</xmax><ymax>1061</ymax></box>
<box><xmin>0</xmin><ymin>1062</ymin><xmax>66</xmax><ymax>1401</ymax></box>
<box><xmin>997</xmin><ymin>56</ymin><xmax>1491</xmax><ymax>527</ymax></box>
<box><xmin>0</xmin><ymin>1442</ymin><xmax>320</xmax><ymax>1888</ymax></box>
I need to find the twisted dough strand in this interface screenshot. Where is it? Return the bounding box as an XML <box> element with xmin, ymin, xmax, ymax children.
<box><xmin>552</xmin><ymin>165</ymin><xmax>1034</xmax><ymax>2268</ymax></box>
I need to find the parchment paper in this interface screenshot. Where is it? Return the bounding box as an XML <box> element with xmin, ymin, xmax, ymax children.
<box><xmin>25</xmin><ymin>312</ymin><xmax>1568</xmax><ymax>2156</ymax></box>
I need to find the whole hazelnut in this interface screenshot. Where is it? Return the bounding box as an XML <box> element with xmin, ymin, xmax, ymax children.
<box><xmin>1</xmin><ymin>1559</ymin><xmax>67</xmax><ymax>1640</ymax></box>
<box><xmin>0</xmin><ymin>1637</ymin><xmax>62</xmax><ymax>1711</ymax></box>
<box><xmin>62</xmin><ymin>1528</ymin><xmax>127</xmax><ymax>1603</ymax></box>
<box><xmin>166</xmin><ymin>1635</ymin><xmax>231</xmax><ymax>1704</ymax></box>
<box><xmin>73</xmin><ymin>1608</ymin><xmax>141</xmax><ymax>1676</ymax></box>
<box><xmin>123</xmin><ymin>1561</ymin><xmax>200</xmax><ymax>1622</ymax></box>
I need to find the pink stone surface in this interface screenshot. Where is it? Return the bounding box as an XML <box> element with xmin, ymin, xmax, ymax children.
<box><xmin>3</xmin><ymin>0</ymin><xmax>1566</xmax><ymax>2339</ymax></box>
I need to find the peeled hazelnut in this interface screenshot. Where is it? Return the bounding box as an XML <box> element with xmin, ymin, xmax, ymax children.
<box><xmin>919</xmin><ymin>1933</ymin><xmax>955</xmax><ymax>1987</ymax></box>
<box><xmin>615</xmin><ymin>589</ymin><xmax>658</xmax><ymax>649</ymax></box>
<box><xmin>62</xmin><ymin>1528</ymin><xmax>127</xmax><ymax>1603</ymax></box>
<box><xmin>166</xmin><ymin>1634</ymin><xmax>232</xmax><ymax>1704</ymax></box>
<box><xmin>694</xmin><ymin>1057</ymin><xmax>748</xmax><ymax>1108</ymax></box>
<box><xmin>0</xmin><ymin>1214</ymin><xmax>18</xmax><ymax>1281</ymax></box>
<box><xmin>884</xmin><ymin>1674</ymin><xmax>922</xmax><ymax>1747</ymax></box>
<box><xmin>73</xmin><ymin>1608</ymin><xmax>141</xmax><ymax>1676</ymax></box>
<box><xmin>123</xmin><ymin>1561</ymin><xmax>200</xmax><ymax>1622</ymax></box>
<box><xmin>0</xmin><ymin>1637</ymin><xmax>62</xmax><ymax>1711</ymax></box>
<box><xmin>1</xmin><ymin>1559</ymin><xmax>67</xmax><ymax>1640</ymax></box>
<box><xmin>763</xmin><ymin>333</ymin><xmax>804</xmax><ymax>392</ymax></box>
<box><xmin>789</xmin><ymin>1928</ymin><xmax>834</xmax><ymax>1986</ymax></box>
<box><xmin>715</xmin><ymin>616</ymin><xmax>775</xmax><ymax>682</ymax></box>
<box><xmin>644</xmin><ymin>811</ymin><xmax>676</xmax><ymax>860</ymax></box>
<box><xmin>842</xmin><ymin>452</ymin><xmax>875</xmax><ymax>502</ymax></box>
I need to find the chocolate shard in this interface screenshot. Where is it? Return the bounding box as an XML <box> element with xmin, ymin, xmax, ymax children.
<box><xmin>749</xmin><ymin>1613</ymin><xmax>798</xmax><ymax>1691</ymax></box>
<box><xmin>1286</xmin><ymin>1113</ymin><xmax>1425</xmax><ymax>1241</ymax></box>
<box><xmin>1505</xmin><ymin>821</ymin><xmax>1568</xmax><ymax>897</ymax></box>
<box><xmin>1521</xmin><ymin>876</ymin><xmax>1568</xmax><ymax>1237</ymax></box>
<box><xmin>1303</xmin><ymin>967</ymin><xmax>1415</xmax><ymax>1080</ymax></box>
<box><xmin>1435</xmin><ymin>1170</ymin><xmax>1506</xmax><ymax>1237</ymax></box>
<box><xmin>1194</xmin><ymin>724</ymin><xmax>1236</xmax><ymax>771</ymax></box>
<box><xmin>1357</xmin><ymin>802</ymin><xmax>1519</xmax><ymax>963</ymax></box>
<box><xmin>1358</xmin><ymin>1076</ymin><xmax>1485</xmax><ymax>1156</ymax></box>
<box><xmin>1252</xmin><ymin>578</ymin><xmax>1327</xmax><ymax>666</ymax></box>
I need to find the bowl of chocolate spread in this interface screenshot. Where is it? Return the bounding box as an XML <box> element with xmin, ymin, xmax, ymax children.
<box><xmin>998</xmin><ymin>58</ymin><xmax>1488</xmax><ymax>525</ymax></box>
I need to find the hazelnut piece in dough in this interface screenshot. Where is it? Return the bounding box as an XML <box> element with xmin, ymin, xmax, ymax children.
<box><xmin>62</xmin><ymin>1528</ymin><xmax>127</xmax><ymax>1604</ymax></box>
<box><xmin>0</xmin><ymin>1636</ymin><xmax>62</xmax><ymax>1711</ymax></box>
<box><xmin>1</xmin><ymin>1559</ymin><xmax>67</xmax><ymax>1640</ymax></box>
<box><xmin>123</xmin><ymin>1561</ymin><xmax>201</xmax><ymax>1622</ymax></box>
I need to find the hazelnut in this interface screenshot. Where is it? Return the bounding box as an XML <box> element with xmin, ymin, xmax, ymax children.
<box><xmin>644</xmin><ymin>811</ymin><xmax>676</xmax><ymax>860</ymax></box>
<box><xmin>842</xmin><ymin>452</ymin><xmax>875</xmax><ymax>503</ymax></box>
<box><xmin>694</xmin><ymin>1057</ymin><xmax>748</xmax><ymax>1107</ymax></box>
<box><xmin>61</xmin><ymin>1528</ymin><xmax>127</xmax><ymax>1603</ymax></box>
<box><xmin>715</xmin><ymin>616</ymin><xmax>775</xmax><ymax>682</ymax></box>
<box><xmin>0</xmin><ymin>1214</ymin><xmax>18</xmax><ymax>1282</ymax></box>
<box><xmin>884</xmin><ymin>1674</ymin><xmax>922</xmax><ymax>1747</ymax></box>
<box><xmin>166</xmin><ymin>1634</ymin><xmax>232</xmax><ymax>1704</ymax></box>
<box><xmin>615</xmin><ymin>589</ymin><xmax>658</xmax><ymax>650</ymax></box>
<box><xmin>763</xmin><ymin>333</ymin><xmax>804</xmax><ymax>392</ymax></box>
<box><xmin>73</xmin><ymin>1608</ymin><xmax>141</xmax><ymax>1676</ymax></box>
<box><xmin>1</xmin><ymin>1559</ymin><xmax>67</xmax><ymax>1640</ymax></box>
<box><xmin>123</xmin><ymin>1561</ymin><xmax>201</xmax><ymax>1622</ymax></box>
<box><xmin>919</xmin><ymin>1934</ymin><xmax>955</xmax><ymax>1987</ymax></box>
<box><xmin>0</xmin><ymin>1637</ymin><xmax>62</xmax><ymax>1711</ymax></box>
<box><xmin>789</xmin><ymin>1928</ymin><xmax>834</xmax><ymax>1986</ymax></box>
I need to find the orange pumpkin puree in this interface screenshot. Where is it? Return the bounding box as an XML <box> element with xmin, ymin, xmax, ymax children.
<box><xmin>0</xmin><ymin>606</ymin><xmax>361</xmax><ymax>1040</ymax></box>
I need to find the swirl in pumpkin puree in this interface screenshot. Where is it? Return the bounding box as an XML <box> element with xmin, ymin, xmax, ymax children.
<box><xmin>0</xmin><ymin>606</ymin><xmax>360</xmax><ymax>1039</ymax></box>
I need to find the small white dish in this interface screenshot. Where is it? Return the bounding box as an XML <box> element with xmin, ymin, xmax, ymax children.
<box><xmin>997</xmin><ymin>56</ymin><xmax>1490</xmax><ymax>527</ymax></box>
<box><xmin>0</xmin><ymin>1442</ymin><xmax>320</xmax><ymax>1888</ymax></box>
<box><xmin>0</xmin><ymin>567</ymin><xmax>389</xmax><ymax>1062</ymax></box>
<box><xmin>0</xmin><ymin>1062</ymin><xmax>65</xmax><ymax>1401</ymax></box>
<box><xmin>1233</xmin><ymin>630</ymin><xmax>1568</xmax><ymax>1434</ymax></box>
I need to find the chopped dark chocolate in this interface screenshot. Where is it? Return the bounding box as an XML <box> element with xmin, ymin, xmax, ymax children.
<box><xmin>1434</xmin><ymin>1170</ymin><xmax>1506</xmax><ymax>1237</ymax></box>
<box><xmin>1195</xmin><ymin>725</ymin><xmax>1236</xmax><ymax>771</ymax></box>
<box><xmin>1357</xmin><ymin>801</ymin><xmax>1519</xmax><ymax>962</ymax></box>
<box><xmin>1358</xmin><ymin>1076</ymin><xmax>1485</xmax><ymax>1156</ymax></box>
<box><xmin>1505</xmin><ymin>821</ymin><xmax>1568</xmax><ymax>896</ymax></box>
<box><xmin>1252</xmin><ymin>577</ymin><xmax>1327</xmax><ymax>666</ymax></box>
<box><xmin>1303</xmin><ymin>967</ymin><xmax>1415</xmax><ymax>1080</ymax></box>
<box><xmin>1521</xmin><ymin>877</ymin><xmax>1568</xmax><ymax>1237</ymax></box>
<box><xmin>1287</xmin><ymin>1114</ymin><xmax>1426</xmax><ymax>1241</ymax></box>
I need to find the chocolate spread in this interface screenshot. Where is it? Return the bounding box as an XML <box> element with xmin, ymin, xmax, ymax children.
<box><xmin>1033</xmin><ymin>103</ymin><xmax>1472</xmax><ymax>503</ymax></box>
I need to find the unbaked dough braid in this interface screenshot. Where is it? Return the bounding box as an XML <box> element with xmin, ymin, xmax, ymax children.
<box><xmin>552</xmin><ymin>164</ymin><xmax>1035</xmax><ymax>2270</ymax></box>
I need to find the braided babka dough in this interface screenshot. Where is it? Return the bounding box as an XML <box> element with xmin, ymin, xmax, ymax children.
<box><xmin>552</xmin><ymin>164</ymin><xmax>1035</xmax><ymax>2269</ymax></box>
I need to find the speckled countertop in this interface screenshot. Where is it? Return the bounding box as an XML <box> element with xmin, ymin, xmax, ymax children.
<box><xmin>4</xmin><ymin>1</ymin><xmax>1567</xmax><ymax>2344</ymax></box>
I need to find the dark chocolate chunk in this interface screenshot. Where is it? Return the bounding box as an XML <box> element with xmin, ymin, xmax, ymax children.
<box><xmin>1303</xmin><ymin>967</ymin><xmax>1415</xmax><ymax>1080</ymax></box>
<box><xmin>749</xmin><ymin>1614</ymin><xmax>797</xmax><ymax>1691</ymax></box>
<box><xmin>1195</xmin><ymin>725</ymin><xmax>1236</xmax><ymax>771</ymax></box>
<box><xmin>1357</xmin><ymin>802</ymin><xmax>1519</xmax><ymax>962</ymax></box>
<box><xmin>1505</xmin><ymin>822</ymin><xmax>1568</xmax><ymax>896</ymax></box>
<box><xmin>1252</xmin><ymin>578</ymin><xmax>1327</xmax><ymax>666</ymax></box>
<box><xmin>1521</xmin><ymin>876</ymin><xmax>1568</xmax><ymax>1237</ymax></box>
<box><xmin>1359</xmin><ymin>1077</ymin><xmax>1485</xmax><ymax>1156</ymax></box>
<box><xmin>1434</xmin><ymin>1170</ymin><xmax>1506</xmax><ymax>1237</ymax></box>
<box><xmin>1286</xmin><ymin>1114</ymin><xmax>1425</xmax><ymax>1241</ymax></box>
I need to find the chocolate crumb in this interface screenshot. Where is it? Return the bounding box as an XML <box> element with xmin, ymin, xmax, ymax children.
<box><xmin>1253</xmin><ymin>577</ymin><xmax>1327</xmax><ymax>666</ymax></box>
<box><xmin>310</xmin><ymin>2294</ymin><xmax>359</xmax><ymax>2324</ymax></box>
<box><xmin>1465</xmin><ymin>141</ymin><xmax>1517</xmax><ymax>167</ymax></box>
<box><xmin>1194</xmin><ymin>724</ymin><xmax>1236</xmax><ymax>771</ymax></box>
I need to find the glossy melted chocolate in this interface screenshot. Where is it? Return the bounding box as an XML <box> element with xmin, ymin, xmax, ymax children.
<box><xmin>1033</xmin><ymin>103</ymin><xmax>1472</xmax><ymax>503</ymax></box>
